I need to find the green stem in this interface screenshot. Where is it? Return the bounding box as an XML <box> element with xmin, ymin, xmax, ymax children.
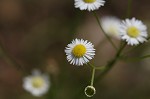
<box><xmin>124</xmin><ymin>37</ymin><xmax>150</xmax><ymax>55</ymax></box>
<box><xmin>88</xmin><ymin>62</ymin><xmax>105</xmax><ymax>70</ymax></box>
<box><xmin>120</xmin><ymin>54</ymin><xmax>150</xmax><ymax>62</ymax></box>
<box><xmin>138</xmin><ymin>55</ymin><xmax>150</xmax><ymax>60</ymax></box>
<box><xmin>95</xmin><ymin>43</ymin><xmax>126</xmax><ymax>83</ymax></box>
<box><xmin>147</xmin><ymin>36</ymin><xmax>150</xmax><ymax>40</ymax></box>
<box><xmin>90</xmin><ymin>68</ymin><xmax>95</xmax><ymax>86</ymax></box>
<box><xmin>92</xmin><ymin>11</ymin><xmax>118</xmax><ymax>51</ymax></box>
<box><xmin>126</xmin><ymin>0</ymin><xmax>133</xmax><ymax>18</ymax></box>
<box><xmin>0</xmin><ymin>42</ymin><xmax>28</xmax><ymax>74</ymax></box>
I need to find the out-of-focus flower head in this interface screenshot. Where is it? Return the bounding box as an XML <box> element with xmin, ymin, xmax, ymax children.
<box><xmin>101</xmin><ymin>16</ymin><xmax>121</xmax><ymax>39</ymax></box>
<box><xmin>23</xmin><ymin>69</ymin><xmax>50</xmax><ymax>97</ymax></box>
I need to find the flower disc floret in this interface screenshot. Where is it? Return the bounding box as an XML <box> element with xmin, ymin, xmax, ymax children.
<box><xmin>32</xmin><ymin>76</ymin><xmax>44</xmax><ymax>88</ymax></box>
<box><xmin>72</xmin><ymin>44</ymin><xmax>86</xmax><ymax>57</ymax></box>
<box><xmin>127</xmin><ymin>26</ymin><xmax>139</xmax><ymax>38</ymax></box>
<box><xmin>84</xmin><ymin>0</ymin><xmax>96</xmax><ymax>3</ymax></box>
<box><xmin>65</xmin><ymin>39</ymin><xmax>95</xmax><ymax>66</ymax></box>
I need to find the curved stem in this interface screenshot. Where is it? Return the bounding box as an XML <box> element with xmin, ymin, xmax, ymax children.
<box><xmin>120</xmin><ymin>54</ymin><xmax>150</xmax><ymax>62</ymax></box>
<box><xmin>123</xmin><ymin>37</ymin><xmax>150</xmax><ymax>55</ymax></box>
<box><xmin>92</xmin><ymin>11</ymin><xmax>118</xmax><ymax>51</ymax></box>
<box><xmin>95</xmin><ymin>43</ymin><xmax>126</xmax><ymax>83</ymax></box>
<box><xmin>0</xmin><ymin>42</ymin><xmax>28</xmax><ymax>74</ymax></box>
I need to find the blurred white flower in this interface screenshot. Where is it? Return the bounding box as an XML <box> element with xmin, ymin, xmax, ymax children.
<box><xmin>65</xmin><ymin>38</ymin><xmax>95</xmax><ymax>66</ymax></box>
<box><xmin>119</xmin><ymin>18</ymin><xmax>148</xmax><ymax>46</ymax></box>
<box><xmin>23</xmin><ymin>69</ymin><xmax>50</xmax><ymax>97</ymax></box>
<box><xmin>101</xmin><ymin>16</ymin><xmax>121</xmax><ymax>39</ymax></box>
<box><xmin>74</xmin><ymin>0</ymin><xmax>105</xmax><ymax>11</ymax></box>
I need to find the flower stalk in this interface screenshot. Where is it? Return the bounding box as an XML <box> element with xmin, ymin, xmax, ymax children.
<box><xmin>93</xmin><ymin>11</ymin><xmax>118</xmax><ymax>51</ymax></box>
<box><xmin>95</xmin><ymin>42</ymin><xmax>126</xmax><ymax>83</ymax></box>
<box><xmin>90</xmin><ymin>68</ymin><xmax>95</xmax><ymax>86</ymax></box>
<box><xmin>126</xmin><ymin>0</ymin><xmax>133</xmax><ymax>18</ymax></box>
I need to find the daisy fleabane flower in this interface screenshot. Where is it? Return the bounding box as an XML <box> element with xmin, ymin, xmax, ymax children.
<box><xmin>101</xmin><ymin>16</ymin><xmax>121</xmax><ymax>39</ymax></box>
<box><xmin>119</xmin><ymin>18</ymin><xmax>148</xmax><ymax>46</ymax></box>
<box><xmin>65</xmin><ymin>39</ymin><xmax>95</xmax><ymax>66</ymax></box>
<box><xmin>23</xmin><ymin>69</ymin><xmax>50</xmax><ymax>97</ymax></box>
<box><xmin>74</xmin><ymin>0</ymin><xmax>105</xmax><ymax>11</ymax></box>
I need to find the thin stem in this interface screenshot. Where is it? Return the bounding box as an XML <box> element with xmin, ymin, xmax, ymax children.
<box><xmin>90</xmin><ymin>68</ymin><xmax>95</xmax><ymax>86</ymax></box>
<box><xmin>148</xmin><ymin>36</ymin><xmax>150</xmax><ymax>40</ymax></box>
<box><xmin>126</xmin><ymin>0</ymin><xmax>133</xmax><ymax>18</ymax></box>
<box><xmin>139</xmin><ymin>55</ymin><xmax>150</xmax><ymax>59</ymax></box>
<box><xmin>95</xmin><ymin>43</ymin><xmax>126</xmax><ymax>83</ymax></box>
<box><xmin>0</xmin><ymin>42</ymin><xmax>28</xmax><ymax>74</ymax></box>
<box><xmin>124</xmin><ymin>37</ymin><xmax>150</xmax><ymax>55</ymax></box>
<box><xmin>120</xmin><ymin>54</ymin><xmax>150</xmax><ymax>62</ymax></box>
<box><xmin>88</xmin><ymin>62</ymin><xmax>105</xmax><ymax>70</ymax></box>
<box><xmin>92</xmin><ymin>11</ymin><xmax>118</xmax><ymax>51</ymax></box>
<box><xmin>95</xmin><ymin>38</ymin><xmax>107</xmax><ymax>52</ymax></box>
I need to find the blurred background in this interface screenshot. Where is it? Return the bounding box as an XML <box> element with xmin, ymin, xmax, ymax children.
<box><xmin>0</xmin><ymin>0</ymin><xmax>150</xmax><ymax>99</ymax></box>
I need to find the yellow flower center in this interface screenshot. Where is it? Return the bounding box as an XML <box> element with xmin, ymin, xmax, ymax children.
<box><xmin>84</xmin><ymin>0</ymin><xmax>96</xmax><ymax>3</ymax></box>
<box><xmin>127</xmin><ymin>26</ymin><xmax>139</xmax><ymax>38</ymax></box>
<box><xmin>109</xmin><ymin>26</ymin><xmax>117</xmax><ymax>35</ymax></box>
<box><xmin>72</xmin><ymin>44</ymin><xmax>86</xmax><ymax>57</ymax></box>
<box><xmin>32</xmin><ymin>76</ymin><xmax>44</xmax><ymax>88</ymax></box>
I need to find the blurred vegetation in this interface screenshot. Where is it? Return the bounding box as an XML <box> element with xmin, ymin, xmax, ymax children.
<box><xmin>0</xmin><ymin>0</ymin><xmax>150</xmax><ymax>99</ymax></box>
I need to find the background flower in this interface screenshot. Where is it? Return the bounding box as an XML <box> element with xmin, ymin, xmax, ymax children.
<box><xmin>101</xmin><ymin>16</ymin><xmax>121</xmax><ymax>39</ymax></box>
<box><xmin>23</xmin><ymin>69</ymin><xmax>50</xmax><ymax>97</ymax></box>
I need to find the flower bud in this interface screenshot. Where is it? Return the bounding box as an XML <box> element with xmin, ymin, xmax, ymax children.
<box><xmin>84</xmin><ymin>85</ymin><xmax>96</xmax><ymax>97</ymax></box>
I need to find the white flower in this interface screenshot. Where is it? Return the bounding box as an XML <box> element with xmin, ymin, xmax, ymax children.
<box><xmin>74</xmin><ymin>0</ymin><xmax>105</xmax><ymax>11</ymax></box>
<box><xmin>119</xmin><ymin>18</ymin><xmax>148</xmax><ymax>46</ymax></box>
<box><xmin>65</xmin><ymin>39</ymin><xmax>95</xmax><ymax>66</ymax></box>
<box><xmin>101</xmin><ymin>16</ymin><xmax>121</xmax><ymax>39</ymax></box>
<box><xmin>23</xmin><ymin>69</ymin><xmax>50</xmax><ymax>97</ymax></box>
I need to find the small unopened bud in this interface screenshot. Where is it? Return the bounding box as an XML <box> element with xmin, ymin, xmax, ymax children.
<box><xmin>84</xmin><ymin>86</ymin><xmax>96</xmax><ymax>97</ymax></box>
